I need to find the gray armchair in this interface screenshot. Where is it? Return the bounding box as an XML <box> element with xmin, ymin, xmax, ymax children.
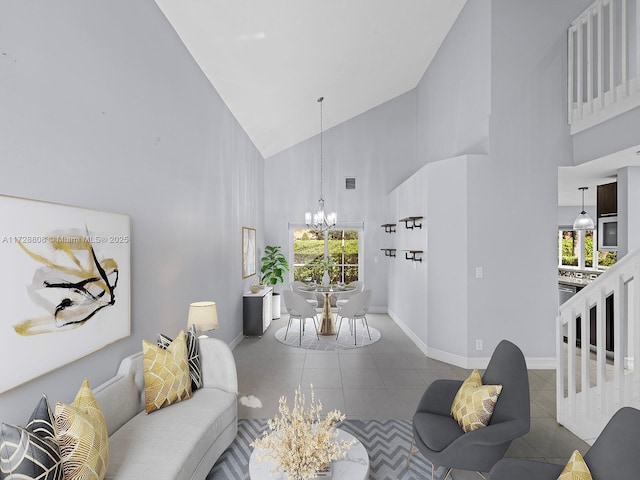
<box><xmin>408</xmin><ymin>340</ymin><xmax>530</xmax><ymax>479</ymax></box>
<box><xmin>486</xmin><ymin>406</ymin><xmax>640</xmax><ymax>480</ymax></box>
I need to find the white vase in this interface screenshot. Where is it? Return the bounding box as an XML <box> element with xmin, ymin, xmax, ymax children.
<box><xmin>322</xmin><ymin>270</ymin><xmax>330</xmax><ymax>286</ymax></box>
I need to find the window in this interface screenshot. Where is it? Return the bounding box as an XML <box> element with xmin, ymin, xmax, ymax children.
<box><xmin>558</xmin><ymin>229</ymin><xmax>616</xmax><ymax>269</ymax></box>
<box><xmin>292</xmin><ymin>229</ymin><xmax>360</xmax><ymax>283</ymax></box>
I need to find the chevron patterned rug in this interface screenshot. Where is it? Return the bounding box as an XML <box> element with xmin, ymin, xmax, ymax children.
<box><xmin>207</xmin><ymin>418</ymin><xmax>448</xmax><ymax>480</ymax></box>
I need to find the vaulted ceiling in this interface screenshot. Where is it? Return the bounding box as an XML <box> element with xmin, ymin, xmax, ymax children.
<box><xmin>153</xmin><ymin>0</ymin><xmax>467</xmax><ymax>158</ymax></box>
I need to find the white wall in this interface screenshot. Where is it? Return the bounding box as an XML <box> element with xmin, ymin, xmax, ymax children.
<box><xmin>387</xmin><ymin>165</ymin><xmax>429</xmax><ymax>346</ymax></box>
<box><xmin>264</xmin><ymin>92</ymin><xmax>417</xmax><ymax>308</ymax></box>
<box><xmin>0</xmin><ymin>0</ymin><xmax>263</xmax><ymax>424</ymax></box>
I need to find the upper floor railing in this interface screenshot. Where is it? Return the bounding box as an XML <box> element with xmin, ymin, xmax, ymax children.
<box><xmin>568</xmin><ymin>0</ymin><xmax>640</xmax><ymax>133</ymax></box>
<box><xmin>557</xmin><ymin>248</ymin><xmax>640</xmax><ymax>443</ymax></box>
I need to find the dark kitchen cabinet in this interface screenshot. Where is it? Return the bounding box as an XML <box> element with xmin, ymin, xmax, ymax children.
<box><xmin>597</xmin><ymin>182</ymin><xmax>617</xmax><ymax>218</ymax></box>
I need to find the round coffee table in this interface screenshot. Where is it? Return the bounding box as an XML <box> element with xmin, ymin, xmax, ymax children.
<box><xmin>248</xmin><ymin>428</ymin><xmax>369</xmax><ymax>479</ymax></box>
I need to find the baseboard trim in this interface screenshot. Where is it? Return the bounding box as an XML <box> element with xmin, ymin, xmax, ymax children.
<box><xmin>388</xmin><ymin>309</ymin><xmax>558</xmax><ymax>370</ymax></box>
<box><xmin>388</xmin><ymin>308</ymin><xmax>428</xmax><ymax>356</ymax></box>
<box><xmin>523</xmin><ymin>357</ymin><xmax>557</xmax><ymax>369</ymax></box>
<box><xmin>229</xmin><ymin>332</ymin><xmax>244</xmax><ymax>350</ymax></box>
<box><xmin>369</xmin><ymin>306</ymin><xmax>387</xmax><ymax>314</ymax></box>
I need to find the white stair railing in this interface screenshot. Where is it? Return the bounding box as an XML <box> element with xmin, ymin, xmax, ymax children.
<box><xmin>557</xmin><ymin>248</ymin><xmax>640</xmax><ymax>443</ymax></box>
<box><xmin>568</xmin><ymin>0</ymin><xmax>640</xmax><ymax>134</ymax></box>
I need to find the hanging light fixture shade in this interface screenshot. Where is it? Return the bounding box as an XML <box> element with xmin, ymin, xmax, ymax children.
<box><xmin>573</xmin><ymin>186</ymin><xmax>595</xmax><ymax>230</ymax></box>
<box><xmin>305</xmin><ymin>97</ymin><xmax>337</xmax><ymax>231</ymax></box>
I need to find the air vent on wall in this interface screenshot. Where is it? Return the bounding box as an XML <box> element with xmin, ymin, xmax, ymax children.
<box><xmin>345</xmin><ymin>177</ymin><xmax>356</xmax><ymax>190</ymax></box>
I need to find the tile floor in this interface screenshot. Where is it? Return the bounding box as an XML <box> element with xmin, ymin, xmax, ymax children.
<box><xmin>233</xmin><ymin>313</ymin><xmax>589</xmax><ymax>479</ymax></box>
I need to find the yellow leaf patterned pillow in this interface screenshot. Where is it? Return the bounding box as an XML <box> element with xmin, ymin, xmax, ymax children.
<box><xmin>55</xmin><ymin>379</ymin><xmax>109</xmax><ymax>480</ymax></box>
<box><xmin>451</xmin><ymin>368</ymin><xmax>502</xmax><ymax>433</ymax></box>
<box><xmin>143</xmin><ymin>330</ymin><xmax>192</xmax><ymax>413</ymax></box>
<box><xmin>557</xmin><ymin>450</ymin><xmax>593</xmax><ymax>480</ymax></box>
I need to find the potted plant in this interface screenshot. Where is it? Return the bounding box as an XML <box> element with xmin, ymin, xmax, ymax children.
<box><xmin>260</xmin><ymin>245</ymin><xmax>290</xmax><ymax>319</ymax></box>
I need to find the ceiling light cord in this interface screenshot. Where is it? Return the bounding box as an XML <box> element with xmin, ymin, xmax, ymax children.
<box><xmin>318</xmin><ymin>96</ymin><xmax>324</xmax><ymax>200</ymax></box>
<box><xmin>304</xmin><ymin>96</ymin><xmax>336</xmax><ymax>232</ymax></box>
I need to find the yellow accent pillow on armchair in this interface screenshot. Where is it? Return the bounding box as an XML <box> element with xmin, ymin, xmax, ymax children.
<box><xmin>557</xmin><ymin>450</ymin><xmax>593</xmax><ymax>480</ymax></box>
<box><xmin>451</xmin><ymin>368</ymin><xmax>502</xmax><ymax>433</ymax></box>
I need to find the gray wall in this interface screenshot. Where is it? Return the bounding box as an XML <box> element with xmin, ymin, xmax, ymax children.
<box><xmin>264</xmin><ymin>91</ymin><xmax>418</xmax><ymax>308</ymax></box>
<box><xmin>0</xmin><ymin>0</ymin><xmax>263</xmax><ymax>424</ymax></box>
<box><xmin>387</xmin><ymin>0</ymin><xmax>594</xmax><ymax>364</ymax></box>
<box><xmin>417</xmin><ymin>0</ymin><xmax>492</xmax><ymax>163</ymax></box>
<box><xmin>464</xmin><ymin>0</ymin><xmax>593</xmax><ymax>360</ymax></box>
<box><xmin>573</xmin><ymin>107</ymin><xmax>640</xmax><ymax>165</ymax></box>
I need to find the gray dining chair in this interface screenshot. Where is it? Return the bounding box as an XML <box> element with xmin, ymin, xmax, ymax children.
<box><xmin>335</xmin><ymin>289</ymin><xmax>371</xmax><ymax>345</ymax></box>
<box><xmin>282</xmin><ymin>290</ymin><xmax>320</xmax><ymax>345</ymax></box>
<box><xmin>486</xmin><ymin>406</ymin><xmax>640</xmax><ymax>480</ymax></box>
<box><xmin>407</xmin><ymin>339</ymin><xmax>530</xmax><ymax>480</ymax></box>
<box><xmin>290</xmin><ymin>281</ymin><xmax>319</xmax><ymax>309</ymax></box>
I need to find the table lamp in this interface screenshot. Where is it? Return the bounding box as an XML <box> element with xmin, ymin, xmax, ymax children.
<box><xmin>187</xmin><ymin>301</ymin><xmax>219</xmax><ymax>336</ymax></box>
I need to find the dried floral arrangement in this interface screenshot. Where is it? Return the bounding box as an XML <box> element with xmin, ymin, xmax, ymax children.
<box><xmin>250</xmin><ymin>385</ymin><xmax>355</xmax><ymax>480</ymax></box>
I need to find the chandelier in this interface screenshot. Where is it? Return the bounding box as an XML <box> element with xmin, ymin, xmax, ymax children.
<box><xmin>305</xmin><ymin>96</ymin><xmax>337</xmax><ymax>231</ymax></box>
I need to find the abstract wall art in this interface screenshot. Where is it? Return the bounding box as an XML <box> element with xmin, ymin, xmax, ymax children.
<box><xmin>242</xmin><ymin>226</ymin><xmax>256</xmax><ymax>279</ymax></box>
<box><xmin>0</xmin><ymin>195</ymin><xmax>131</xmax><ymax>393</ymax></box>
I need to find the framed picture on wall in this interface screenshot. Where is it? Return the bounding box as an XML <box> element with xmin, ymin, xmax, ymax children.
<box><xmin>0</xmin><ymin>194</ymin><xmax>131</xmax><ymax>393</ymax></box>
<box><xmin>242</xmin><ymin>226</ymin><xmax>256</xmax><ymax>279</ymax></box>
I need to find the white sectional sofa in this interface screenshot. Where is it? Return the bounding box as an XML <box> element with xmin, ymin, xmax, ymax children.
<box><xmin>92</xmin><ymin>337</ymin><xmax>238</xmax><ymax>480</ymax></box>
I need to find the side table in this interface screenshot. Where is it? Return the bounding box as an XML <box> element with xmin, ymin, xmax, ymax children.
<box><xmin>243</xmin><ymin>287</ymin><xmax>273</xmax><ymax>336</ymax></box>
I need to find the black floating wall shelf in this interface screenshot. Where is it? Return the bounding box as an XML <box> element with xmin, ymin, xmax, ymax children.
<box><xmin>381</xmin><ymin>223</ymin><xmax>397</xmax><ymax>233</ymax></box>
<box><xmin>399</xmin><ymin>216</ymin><xmax>423</xmax><ymax>229</ymax></box>
<box><xmin>381</xmin><ymin>248</ymin><xmax>397</xmax><ymax>257</ymax></box>
<box><xmin>402</xmin><ymin>250</ymin><xmax>423</xmax><ymax>262</ymax></box>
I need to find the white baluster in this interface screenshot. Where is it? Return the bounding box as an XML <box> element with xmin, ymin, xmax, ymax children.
<box><xmin>613</xmin><ymin>275</ymin><xmax>625</xmax><ymax>409</ymax></box>
<box><xmin>557</xmin><ymin>312</ymin><xmax>567</xmax><ymax>424</ymax></box>
<box><xmin>610</xmin><ymin>0</ymin><xmax>616</xmax><ymax>103</ymax></box>
<box><xmin>622</xmin><ymin>0</ymin><xmax>628</xmax><ymax>95</ymax></box>
<box><xmin>598</xmin><ymin>1</ymin><xmax>605</xmax><ymax>108</ymax></box>
<box><xmin>568</xmin><ymin>26</ymin><xmax>576</xmax><ymax>124</ymax></box>
<box><xmin>581</xmin><ymin>297</ymin><xmax>591</xmax><ymax>416</ymax></box>
<box><xmin>568</xmin><ymin>307</ymin><xmax>577</xmax><ymax>419</ymax></box>
<box><xmin>577</xmin><ymin>19</ymin><xmax>584</xmax><ymax>118</ymax></box>
<box><xmin>587</xmin><ymin>10</ymin><xmax>594</xmax><ymax>110</ymax></box>
<box><xmin>597</xmin><ymin>287</ymin><xmax>607</xmax><ymax>412</ymax></box>
<box><xmin>634</xmin><ymin>261</ymin><xmax>640</xmax><ymax>402</ymax></box>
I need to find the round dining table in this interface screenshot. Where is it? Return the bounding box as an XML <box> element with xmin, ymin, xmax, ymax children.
<box><xmin>298</xmin><ymin>283</ymin><xmax>356</xmax><ymax>335</ymax></box>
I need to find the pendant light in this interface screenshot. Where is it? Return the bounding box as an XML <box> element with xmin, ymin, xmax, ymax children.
<box><xmin>573</xmin><ymin>186</ymin><xmax>595</xmax><ymax>230</ymax></box>
<box><xmin>304</xmin><ymin>97</ymin><xmax>337</xmax><ymax>231</ymax></box>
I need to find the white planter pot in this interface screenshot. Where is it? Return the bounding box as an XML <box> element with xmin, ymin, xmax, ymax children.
<box><xmin>272</xmin><ymin>293</ymin><xmax>281</xmax><ymax>319</ymax></box>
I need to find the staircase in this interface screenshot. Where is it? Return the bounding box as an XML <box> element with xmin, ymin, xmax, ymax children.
<box><xmin>568</xmin><ymin>0</ymin><xmax>640</xmax><ymax>134</ymax></box>
<box><xmin>557</xmin><ymin>248</ymin><xmax>640</xmax><ymax>443</ymax></box>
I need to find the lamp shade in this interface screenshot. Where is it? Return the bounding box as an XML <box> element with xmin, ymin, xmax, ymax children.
<box><xmin>187</xmin><ymin>301</ymin><xmax>219</xmax><ymax>333</ymax></box>
<box><xmin>573</xmin><ymin>211</ymin><xmax>595</xmax><ymax>230</ymax></box>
